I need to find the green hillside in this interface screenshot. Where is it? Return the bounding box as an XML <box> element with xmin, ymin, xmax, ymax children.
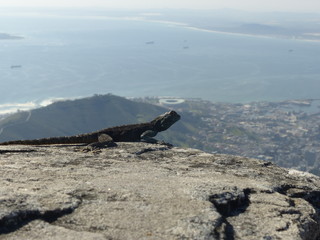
<box><xmin>0</xmin><ymin>94</ymin><xmax>199</xmax><ymax>147</ymax></box>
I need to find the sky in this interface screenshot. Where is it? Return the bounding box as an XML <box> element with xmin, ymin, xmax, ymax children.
<box><xmin>0</xmin><ymin>0</ymin><xmax>319</xmax><ymax>12</ymax></box>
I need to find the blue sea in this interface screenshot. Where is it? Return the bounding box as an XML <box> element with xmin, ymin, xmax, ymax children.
<box><xmin>1</xmin><ymin>13</ymin><xmax>320</xmax><ymax>112</ymax></box>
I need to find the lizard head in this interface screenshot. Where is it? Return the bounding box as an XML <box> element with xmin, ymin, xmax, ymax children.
<box><xmin>152</xmin><ymin>110</ymin><xmax>181</xmax><ymax>131</ymax></box>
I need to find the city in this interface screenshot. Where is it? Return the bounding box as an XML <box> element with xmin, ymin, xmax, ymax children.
<box><xmin>142</xmin><ymin>97</ymin><xmax>320</xmax><ymax>175</ymax></box>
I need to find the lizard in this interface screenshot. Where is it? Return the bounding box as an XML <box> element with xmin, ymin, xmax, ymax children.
<box><xmin>0</xmin><ymin>111</ymin><xmax>181</xmax><ymax>148</ymax></box>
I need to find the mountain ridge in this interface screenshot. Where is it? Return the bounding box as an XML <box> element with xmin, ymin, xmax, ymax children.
<box><xmin>0</xmin><ymin>94</ymin><xmax>199</xmax><ymax>147</ymax></box>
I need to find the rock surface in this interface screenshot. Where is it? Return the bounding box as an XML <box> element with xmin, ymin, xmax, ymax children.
<box><xmin>0</xmin><ymin>143</ymin><xmax>319</xmax><ymax>240</ymax></box>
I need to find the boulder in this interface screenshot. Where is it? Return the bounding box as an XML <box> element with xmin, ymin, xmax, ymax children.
<box><xmin>0</xmin><ymin>143</ymin><xmax>319</xmax><ymax>239</ymax></box>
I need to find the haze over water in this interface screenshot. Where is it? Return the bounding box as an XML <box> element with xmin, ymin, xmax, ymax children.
<box><xmin>1</xmin><ymin>13</ymin><xmax>320</xmax><ymax>112</ymax></box>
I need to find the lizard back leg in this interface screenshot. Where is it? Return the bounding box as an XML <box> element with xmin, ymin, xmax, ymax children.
<box><xmin>85</xmin><ymin>134</ymin><xmax>117</xmax><ymax>151</ymax></box>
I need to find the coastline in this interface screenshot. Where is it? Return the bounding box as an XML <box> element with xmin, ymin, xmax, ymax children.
<box><xmin>2</xmin><ymin>9</ymin><xmax>319</xmax><ymax>43</ymax></box>
<box><xmin>185</xmin><ymin>26</ymin><xmax>320</xmax><ymax>43</ymax></box>
<box><xmin>4</xmin><ymin>10</ymin><xmax>318</xmax><ymax>43</ymax></box>
<box><xmin>139</xmin><ymin>17</ymin><xmax>320</xmax><ymax>43</ymax></box>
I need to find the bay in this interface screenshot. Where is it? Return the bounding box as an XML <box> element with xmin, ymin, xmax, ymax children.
<box><xmin>0</xmin><ymin>14</ymin><xmax>320</xmax><ymax>113</ymax></box>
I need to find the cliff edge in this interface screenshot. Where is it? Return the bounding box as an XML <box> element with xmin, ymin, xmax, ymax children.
<box><xmin>0</xmin><ymin>143</ymin><xmax>319</xmax><ymax>239</ymax></box>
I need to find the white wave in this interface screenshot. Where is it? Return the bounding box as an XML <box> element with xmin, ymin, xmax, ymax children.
<box><xmin>38</xmin><ymin>97</ymin><xmax>68</xmax><ymax>107</ymax></box>
<box><xmin>0</xmin><ymin>102</ymin><xmax>36</xmax><ymax>114</ymax></box>
<box><xmin>0</xmin><ymin>97</ymin><xmax>71</xmax><ymax>115</ymax></box>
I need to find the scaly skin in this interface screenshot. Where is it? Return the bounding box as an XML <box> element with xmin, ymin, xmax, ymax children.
<box><xmin>0</xmin><ymin>111</ymin><xmax>181</xmax><ymax>145</ymax></box>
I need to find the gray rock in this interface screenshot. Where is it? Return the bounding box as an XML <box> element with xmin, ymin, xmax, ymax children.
<box><xmin>0</xmin><ymin>143</ymin><xmax>319</xmax><ymax>239</ymax></box>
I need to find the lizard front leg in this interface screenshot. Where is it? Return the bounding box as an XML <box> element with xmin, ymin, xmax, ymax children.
<box><xmin>140</xmin><ymin>130</ymin><xmax>158</xmax><ymax>143</ymax></box>
<box><xmin>141</xmin><ymin>130</ymin><xmax>174</xmax><ymax>147</ymax></box>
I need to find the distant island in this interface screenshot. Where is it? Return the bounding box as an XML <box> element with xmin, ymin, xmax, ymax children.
<box><xmin>0</xmin><ymin>33</ymin><xmax>23</xmax><ymax>40</ymax></box>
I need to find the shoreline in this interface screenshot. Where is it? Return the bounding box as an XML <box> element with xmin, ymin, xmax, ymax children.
<box><xmin>2</xmin><ymin>11</ymin><xmax>319</xmax><ymax>43</ymax></box>
<box><xmin>139</xmin><ymin>18</ymin><xmax>320</xmax><ymax>43</ymax></box>
<box><xmin>43</xmin><ymin>14</ymin><xmax>318</xmax><ymax>43</ymax></box>
<box><xmin>184</xmin><ymin>26</ymin><xmax>320</xmax><ymax>43</ymax></box>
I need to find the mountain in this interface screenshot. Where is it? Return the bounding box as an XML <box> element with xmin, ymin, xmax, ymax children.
<box><xmin>0</xmin><ymin>94</ymin><xmax>200</xmax><ymax>147</ymax></box>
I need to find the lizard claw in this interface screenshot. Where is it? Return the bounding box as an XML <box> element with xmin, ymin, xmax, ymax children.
<box><xmin>82</xmin><ymin>141</ymin><xmax>117</xmax><ymax>152</ymax></box>
<box><xmin>157</xmin><ymin>141</ymin><xmax>173</xmax><ymax>147</ymax></box>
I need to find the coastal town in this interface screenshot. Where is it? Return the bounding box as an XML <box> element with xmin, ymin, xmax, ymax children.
<box><xmin>1</xmin><ymin>95</ymin><xmax>319</xmax><ymax>176</ymax></box>
<box><xmin>140</xmin><ymin>97</ymin><xmax>320</xmax><ymax>175</ymax></box>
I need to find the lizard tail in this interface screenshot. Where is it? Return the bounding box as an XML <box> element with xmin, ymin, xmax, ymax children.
<box><xmin>0</xmin><ymin>139</ymin><xmax>39</xmax><ymax>145</ymax></box>
<box><xmin>0</xmin><ymin>136</ymin><xmax>91</xmax><ymax>145</ymax></box>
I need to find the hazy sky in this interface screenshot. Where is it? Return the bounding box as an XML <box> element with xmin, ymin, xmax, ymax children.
<box><xmin>0</xmin><ymin>0</ymin><xmax>319</xmax><ymax>12</ymax></box>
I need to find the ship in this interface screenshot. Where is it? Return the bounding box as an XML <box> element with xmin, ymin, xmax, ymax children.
<box><xmin>10</xmin><ymin>65</ymin><xmax>22</xmax><ymax>69</ymax></box>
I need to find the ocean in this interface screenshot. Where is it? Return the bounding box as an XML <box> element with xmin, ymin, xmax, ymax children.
<box><xmin>1</xmin><ymin>13</ymin><xmax>320</xmax><ymax>113</ymax></box>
